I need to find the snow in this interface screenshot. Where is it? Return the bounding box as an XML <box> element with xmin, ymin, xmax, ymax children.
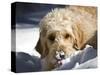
<box><xmin>15</xmin><ymin>27</ymin><xmax>40</xmax><ymax>57</ymax></box>
<box><xmin>73</xmin><ymin>57</ymin><xmax>97</xmax><ymax>69</ymax></box>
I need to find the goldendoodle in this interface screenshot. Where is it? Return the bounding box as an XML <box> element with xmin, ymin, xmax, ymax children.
<box><xmin>35</xmin><ymin>6</ymin><xmax>97</xmax><ymax>70</ymax></box>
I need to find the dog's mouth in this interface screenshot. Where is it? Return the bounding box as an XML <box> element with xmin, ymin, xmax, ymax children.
<box><xmin>55</xmin><ymin>51</ymin><xmax>65</xmax><ymax>67</ymax></box>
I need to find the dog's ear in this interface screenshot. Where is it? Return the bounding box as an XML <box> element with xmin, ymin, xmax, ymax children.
<box><xmin>35</xmin><ymin>37</ymin><xmax>49</xmax><ymax>58</ymax></box>
<box><xmin>35</xmin><ymin>38</ymin><xmax>43</xmax><ymax>56</ymax></box>
<box><xmin>72</xmin><ymin>24</ymin><xmax>85</xmax><ymax>50</ymax></box>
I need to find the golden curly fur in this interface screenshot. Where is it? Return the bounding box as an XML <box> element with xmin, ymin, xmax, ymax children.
<box><xmin>35</xmin><ymin>6</ymin><xmax>97</xmax><ymax>70</ymax></box>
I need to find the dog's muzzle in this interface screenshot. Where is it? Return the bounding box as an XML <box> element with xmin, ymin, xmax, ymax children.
<box><xmin>55</xmin><ymin>51</ymin><xmax>65</xmax><ymax>67</ymax></box>
<box><xmin>55</xmin><ymin>51</ymin><xmax>65</xmax><ymax>61</ymax></box>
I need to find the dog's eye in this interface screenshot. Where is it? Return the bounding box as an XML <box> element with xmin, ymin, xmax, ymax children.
<box><xmin>48</xmin><ymin>35</ymin><xmax>55</xmax><ymax>41</ymax></box>
<box><xmin>65</xmin><ymin>34</ymin><xmax>70</xmax><ymax>39</ymax></box>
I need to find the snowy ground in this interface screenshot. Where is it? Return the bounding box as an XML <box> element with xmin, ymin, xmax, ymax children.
<box><xmin>15</xmin><ymin>27</ymin><xmax>40</xmax><ymax>57</ymax></box>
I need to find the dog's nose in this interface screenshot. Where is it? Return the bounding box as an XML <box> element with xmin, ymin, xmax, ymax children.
<box><xmin>55</xmin><ymin>51</ymin><xmax>65</xmax><ymax>60</ymax></box>
<box><xmin>60</xmin><ymin>51</ymin><xmax>65</xmax><ymax>59</ymax></box>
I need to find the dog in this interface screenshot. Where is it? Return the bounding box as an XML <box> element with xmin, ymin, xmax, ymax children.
<box><xmin>35</xmin><ymin>6</ymin><xmax>97</xmax><ymax>70</ymax></box>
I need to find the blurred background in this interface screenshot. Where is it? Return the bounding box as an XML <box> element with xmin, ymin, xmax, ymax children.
<box><xmin>12</xmin><ymin>2</ymin><xmax>66</xmax><ymax>29</ymax></box>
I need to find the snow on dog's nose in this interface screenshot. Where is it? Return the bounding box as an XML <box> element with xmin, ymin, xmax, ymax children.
<box><xmin>55</xmin><ymin>51</ymin><xmax>65</xmax><ymax>61</ymax></box>
<box><xmin>60</xmin><ymin>51</ymin><xmax>65</xmax><ymax>59</ymax></box>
